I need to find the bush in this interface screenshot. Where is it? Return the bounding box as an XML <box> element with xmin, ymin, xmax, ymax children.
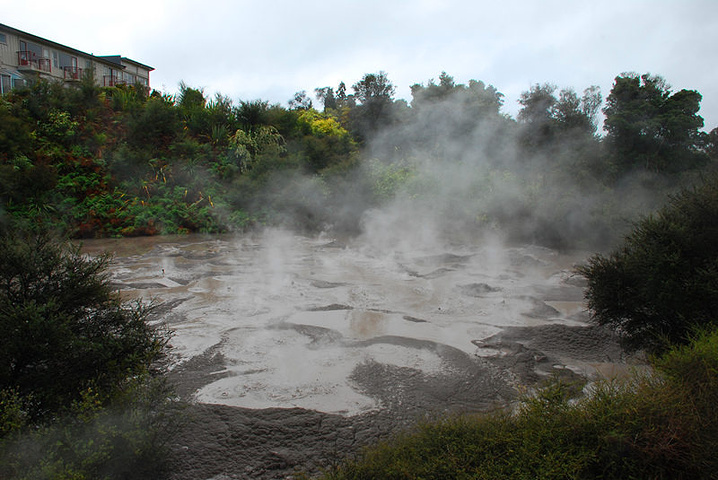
<box><xmin>577</xmin><ymin>177</ymin><xmax>718</xmax><ymax>354</ymax></box>
<box><xmin>0</xmin><ymin>229</ymin><xmax>168</xmax><ymax>421</ymax></box>
<box><xmin>0</xmin><ymin>377</ymin><xmax>179</xmax><ymax>480</ymax></box>
<box><xmin>0</xmin><ymin>228</ymin><xmax>176</xmax><ymax>479</ymax></box>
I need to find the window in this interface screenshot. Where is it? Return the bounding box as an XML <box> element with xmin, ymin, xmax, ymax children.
<box><xmin>53</xmin><ymin>52</ymin><xmax>59</xmax><ymax>68</ymax></box>
<box><xmin>1</xmin><ymin>74</ymin><xmax>11</xmax><ymax>94</ymax></box>
<box><xmin>0</xmin><ymin>33</ymin><xmax>7</xmax><ymax>44</ymax></box>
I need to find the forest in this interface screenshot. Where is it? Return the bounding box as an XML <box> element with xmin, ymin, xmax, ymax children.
<box><xmin>1</xmin><ymin>71</ymin><xmax>715</xmax><ymax>248</ymax></box>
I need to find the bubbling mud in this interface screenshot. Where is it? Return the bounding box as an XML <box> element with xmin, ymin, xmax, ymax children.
<box><xmin>82</xmin><ymin>230</ymin><xmax>616</xmax><ymax>417</ymax></box>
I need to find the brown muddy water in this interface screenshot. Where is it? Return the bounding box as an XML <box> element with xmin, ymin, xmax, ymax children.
<box><xmin>81</xmin><ymin>231</ymin><xmax>624</xmax><ymax>479</ymax></box>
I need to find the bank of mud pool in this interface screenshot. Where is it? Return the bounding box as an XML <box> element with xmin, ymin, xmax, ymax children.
<box><xmin>84</xmin><ymin>233</ymin><xmax>626</xmax><ymax>479</ymax></box>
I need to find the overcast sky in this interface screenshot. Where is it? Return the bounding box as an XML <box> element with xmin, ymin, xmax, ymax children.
<box><xmin>3</xmin><ymin>0</ymin><xmax>717</xmax><ymax>129</ymax></box>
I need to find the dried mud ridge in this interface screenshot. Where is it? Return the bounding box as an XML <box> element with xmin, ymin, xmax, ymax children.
<box><xmin>166</xmin><ymin>322</ymin><xmax>623</xmax><ymax>480</ymax></box>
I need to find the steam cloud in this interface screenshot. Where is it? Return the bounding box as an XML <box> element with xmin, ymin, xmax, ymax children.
<box><xmin>255</xmin><ymin>83</ymin><xmax>678</xmax><ymax>254</ymax></box>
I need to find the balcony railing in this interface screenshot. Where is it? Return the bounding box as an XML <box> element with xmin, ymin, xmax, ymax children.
<box><xmin>63</xmin><ymin>66</ymin><xmax>83</xmax><ymax>81</ymax></box>
<box><xmin>103</xmin><ymin>75</ymin><xmax>127</xmax><ymax>87</ymax></box>
<box><xmin>17</xmin><ymin>50</ymin><xmax>34</xmax><ymax>66</ymax></box>
<box><xmin>17</xmin><ymin>51</ymin><xmax>52</xmax><ymax>73</ymax></box>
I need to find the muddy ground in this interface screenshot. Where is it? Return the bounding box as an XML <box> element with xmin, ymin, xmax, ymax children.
<box><xmin>164</xmin><ymin>323</ymin><xmax>624</xmax><ymax>480</ymax></box>
<box><xmin>82</xmin><ymin>234</ymin><xmax>629</xmax><ymax>479</ymax></box>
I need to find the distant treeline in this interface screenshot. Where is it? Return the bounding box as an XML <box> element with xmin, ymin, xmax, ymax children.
<box><xmin>0</xmin><ymin>71</ymin><xmax>715</xmax><ymax>247</ymax></box>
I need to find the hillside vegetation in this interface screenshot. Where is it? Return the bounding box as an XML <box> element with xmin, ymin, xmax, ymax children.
<box><xmin>0</xmin><ymin>72</ymin><xmax>715</xmax><ymax>248</ymax></box>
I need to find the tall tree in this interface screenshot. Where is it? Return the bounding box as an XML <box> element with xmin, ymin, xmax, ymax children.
<box><xmin>408</xmin><ymin>73</ymin><xmax>506</xmax><ymax>151</ymax></box>
<box><xmin>349</xmin><ymin>72</ymin><xmax>396</xmax><ymax>141</ymax></box>
<box><xmin>553</xmin><ymin>86</ymin><xmax>602</xmax><ymax>135</ymax></box>
<box><xmin>314</xmin><ymin>86</ymin><xmax>337</xmax><ymax>111</ymax></box>
<box><xmin>466</xmin><ymin>79</ymin><xmax>504</xmax><ymax>119</ymax></box>
<box><xmin>352</xmin><ymin>71</ymin><xmax>395</xmax><ymax>105</ymax></box>
<box><xmin>517</xmin><ymin>83</ymin><xmax>558</xmax><ymax>147</ymax></box>
<box><xmin>409</xmin><ymin>71</ymin><xmax>458</xmax><ymax>106</ymax></box>
<box><xmin>603</xmin><ymin>73</ymin><xmax>706</xmax><ymax>174</ymax></box>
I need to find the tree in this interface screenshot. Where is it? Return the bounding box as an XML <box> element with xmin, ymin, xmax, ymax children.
<box><xmin>229</xmin><ymin>125</ymin><xmax>286</xmax><ymax>174</ymax></box>
<box><xmin>205</xmin><ymin>93</ymin><xmax>238</xmax><ymax>146</ymax></box>
<box><xmin>295</xmin><ymin>109</ymin><xmax>356</xmax><ymax>172</ymax></box>
<box><xmin>236</xmin><ymin>99</ymin><xmax>271</xmax><ymax>131</ymax></box>
<box><xmin>288</xmin><ymin>90</ymin><xmax>313</xmax><ymax>110</ymax></box>
<box><xmin>0</xmin><ymin>230</ymin><xmax>168</xmax><ymax>421</ymax></box>
<box><xmin>177</xmin><ymin>82</ymin><xmax>211</xmax><ymax>138</ymax></box>
<box><xmin>466</xmin><ymin>79</ymin><xmax>505</xmax><ymax>119</ymax></box>
<box><xmin>127</xmin><ymin>94</ymin><xmax>181</xmax><ymax>152</ymax></box>
<box><xmin>409</xmin><ymin>71</ymin><xmax>458</xmax><ymax>106</ymax></box>
<box><xmin>578</xmin><ymin>177</ymin><xmax>718</xmax><ymax>354</ymax></box>
<box><xmin>314</xmin><ymin>86</ymin><xmax>337</xmax><ymax>111</ymax></box>
<box><xmin>407</xmin><ymin>73</ymin><xmax>506</xmax><ymax>154</ymax></box>
<box><xmin>553</xmin><ymin>86</ymin><xmax>602</xmax><ymax>135</ymax></box>
<box><xmin>335</xmin><ymin>81</ymin><xmax>354</xmax><ymax>108</ymax></box>
<box><xmin>704</xmin><ymin>127</ymin><xmax>718</xmax><ymax>163</ymax></box>
<box><xmin>518</xmin><ymin>84</ymin><xmax>603</xmax><ymax>147</ymax></box>
<box><xmin>177</xmin><ymin>81</ymin><xmax>206</xmax><ymax>110</ymax></box>
<box><xmin>517</xmin><ymin>83</ymin><xmax>558</xmax><ymax>148</ymax></box>
<box><xmin>0</xmin><ymin>100</ymin><xmax>33</xmax><ymax>161</ymax></box>
<box><xmin>603</xmin><ymin>73</ymin><xmax>707</xmax><ymax>174</ymax></box>
<box><xmin>349</xmin><ymin>72</ymin><xmax>396</xmax><ymax>141</ymax></box>
<box><xmin>352</xmin><ymin>71</ymin><xmax>395</xmax><ymax>105</ymax></box>
<box><xmin>410</xmin><ymin>73</ymin><xmax>505</xmax><ymax>126</ymax></box>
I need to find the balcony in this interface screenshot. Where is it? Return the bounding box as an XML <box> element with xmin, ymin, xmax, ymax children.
<box><xmin>63</xmin><ymin>66</ymin><xmax>83</xmax><ymax>81</ymax></box>
<box><xmin>103</xmin><ymin>75</ymin><xmax>127</xmax><ymax>87</ymax></box>
<box><xmin>17</xmin><ymin>51</ymin><xmax>52</xmax><ymax>73</ymax></box>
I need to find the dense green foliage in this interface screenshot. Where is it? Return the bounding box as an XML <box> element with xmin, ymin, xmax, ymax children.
<box><xmin>0</xmin><ymin>71</ymin><xmax>714</xmax><ymax>248</ymax></box>
<box><xmin>0</xmin><ymin>230</ymin><xmax>167</xmax><ymax>420</ymax></box>
<box><xmin>578</xmin><ymin>177</ymin><xmax>718</xmax><ymax>354</ymax></box>
<box><xmin>604</xmin><ymin>73</ymin><xmax>708</xmax><ymax>175</ymax></box>
<box><xmin>0</xmin><ymin>377</ymin><xmax>177</xmax><ymax>480</ymax></box>
<box><xmin>319</xmin><ymin>328</ymin><xmax>718</xmax><ymax>480</ymax></box>
<box><xmin>0</xmin><ymin>228</ymin><xmax>173</xmax><ymax>479</ymax></box>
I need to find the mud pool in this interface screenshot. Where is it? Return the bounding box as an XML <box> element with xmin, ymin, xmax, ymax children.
<box><xmin>82</xmin><ymin>231</ymin><xmax>620</xmax><ymax>417</ymax></box>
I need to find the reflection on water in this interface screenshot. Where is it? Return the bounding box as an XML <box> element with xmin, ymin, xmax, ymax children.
<box><xmin>81</xmin><ymin>231</ymin><xmax>590</xmax><ymax>415</ymax></box>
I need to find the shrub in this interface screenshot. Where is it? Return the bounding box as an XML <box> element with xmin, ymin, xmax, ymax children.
<box><xmin>0</xmin><ymin>229</ymin><xmax>168</xmax><ymax>421</ymax></box>
<box><xmin>577</xmin><ymin>177</ymin><xmax>718</xmax><ymax>354</ymax></box>
<box><xmin>0</xmin><ymin>377</ymin><xmax>178</xmax><ymax>480</ymax></box>
<box><xmin>0</xmin><ymin>228</ymin><xmax>176</xmax><ymax>479</ymax></box>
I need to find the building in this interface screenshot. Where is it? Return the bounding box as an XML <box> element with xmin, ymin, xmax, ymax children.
<box><xmin>0</xmin><ymin>23</ymin><xmax>153</xmax><ymax>94</ymax></box>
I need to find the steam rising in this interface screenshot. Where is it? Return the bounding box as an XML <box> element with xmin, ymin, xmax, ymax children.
<box><xmin>252</xmin><ymin>81</ymin><xmax>675</xmax><ymax>253</ymax></box>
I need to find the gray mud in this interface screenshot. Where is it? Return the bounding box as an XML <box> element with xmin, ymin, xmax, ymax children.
<box><xmin>79</xmin><ymin>233</ymin><xmax>625</xmax><ymax>480</ymax></box>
